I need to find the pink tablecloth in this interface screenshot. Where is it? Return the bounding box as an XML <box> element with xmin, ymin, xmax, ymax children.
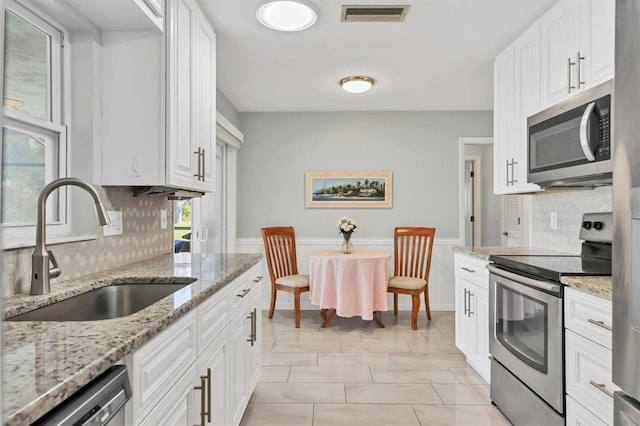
<box><xmin>309</xmin><ymin>250</ymin><xmax>391</xmax><ymax>321</ymax></box>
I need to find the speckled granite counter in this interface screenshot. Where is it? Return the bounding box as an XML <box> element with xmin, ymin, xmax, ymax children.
<box><xmin>2</xmin><ymin>252</ymin><xmax>262</xmax><ymax>426</ymax></box>
<box><xmin>560</xmin><ymin>276</ymin><xmax>612</xmax><ymax>299</ymax></box>
<box><xmin>453</xmin><ymin>246</ymin><xmax>572</xmax><ymax>261</ymax></box>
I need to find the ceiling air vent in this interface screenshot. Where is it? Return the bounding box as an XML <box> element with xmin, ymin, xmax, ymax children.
<box><xmin>341</xmin><ymin>5</ymin><xmax>410</xmax><ymax>22</ymax></box>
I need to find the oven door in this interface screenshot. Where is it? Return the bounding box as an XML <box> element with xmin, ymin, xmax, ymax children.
<box><xmin>488</xmin><ymin>266</ymin><xmax>564</xmax><ymax>414</ymax></box>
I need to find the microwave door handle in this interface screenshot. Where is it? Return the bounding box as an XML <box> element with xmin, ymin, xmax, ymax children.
<box><xmin>579</xmin><ymin>101</ymin><xmax>597</xmax><ymax>162</ymax></box>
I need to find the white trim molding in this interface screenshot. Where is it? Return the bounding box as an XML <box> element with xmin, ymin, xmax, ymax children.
<box><xmin>237</xmin><ymin>237</ymin><xmax>461</xmax><ymax>312</ymax></box>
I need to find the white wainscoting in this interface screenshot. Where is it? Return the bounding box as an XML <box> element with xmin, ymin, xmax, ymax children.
<box><xmin>236</xmin><ymin>237</ymin><xmax>461</xmax><ymax>313</ymax></box>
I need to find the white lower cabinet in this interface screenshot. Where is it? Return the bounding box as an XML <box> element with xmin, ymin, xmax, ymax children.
<box><xmin>454</xmin><ymin>253</ymin><xmax>490</xmax><ymax>383</ymax></box>
<box><xmin>125</xmin><ymin>264</ymin><xmax>263</xmax><ymax>426</ymax></box>
<box><xmin>565</xmin><ymin>287</ymin><xmax>618</xmax><ymax>425</ymax></box>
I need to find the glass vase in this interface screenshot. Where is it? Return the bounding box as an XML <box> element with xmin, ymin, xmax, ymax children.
<box><xmin>341</xmin><ymin>233</ymin><xmax>353</xmax><ymax>254</ymax></box>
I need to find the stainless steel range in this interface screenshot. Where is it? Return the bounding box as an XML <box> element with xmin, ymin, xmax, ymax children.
<box><xmin>488</xmin><ymin>212</ymin><xmax>613</xmax><ymax>426</ymax></box>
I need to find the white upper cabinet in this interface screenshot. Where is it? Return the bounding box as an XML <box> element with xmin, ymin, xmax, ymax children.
<box><xmin>101</xmin><ymin>0</ymin><xmax>216</xmax><ymax>192</ymax></box>
<box><xmin>493</xmin><ymin>23</ymin><xmax>541</xmax><ymax>195</ymax></box>
<box><xmin>166</xmin><ymin>0</ymin><xmax>217</xmax><ymax>191</ymax></box>
<box><xmin>540</xmin><ymin>0</ymin><xmax>614</xmax><ymax>108</ymax></box>
<box><xmin>493</xmin><ymin>0</ymin><xmax>613</xmax><ymax>194</ymax></box>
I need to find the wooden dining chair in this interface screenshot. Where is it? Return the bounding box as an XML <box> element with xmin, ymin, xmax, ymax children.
<box><xmin>388</xmin><ymin>226</ymin><xmax>436</xmax><ymax>330</ymax></box>
<box><xmin>261</xmin><ymin>226</ymin><xmax>310</xmax><ymax>328</ymax></box>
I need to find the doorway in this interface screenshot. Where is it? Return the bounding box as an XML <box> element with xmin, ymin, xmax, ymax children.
<box><xmin>458</xmin><ymin>137</ymin><xmax>502</xmax><ymax>247</ymax></box>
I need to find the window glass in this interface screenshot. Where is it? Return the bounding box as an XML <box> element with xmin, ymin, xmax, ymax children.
<box><xmin>1</xmin><ymin>126</ymin><xmax>59</xmax><ymax>224</ymax></box>
<box><xmin>3</xmin><ymin>10</ymin><xmax>50</xmax><ymax>121</ymax></box>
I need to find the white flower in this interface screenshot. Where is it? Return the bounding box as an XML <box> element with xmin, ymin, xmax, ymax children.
<box><xmin>337</xmin><ymin>216</ymin><xmax>357</xmax><ymax>234</ymax></box>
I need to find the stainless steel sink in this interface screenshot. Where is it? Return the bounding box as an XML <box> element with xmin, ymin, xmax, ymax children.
<box><xmin>7</xmin><ymin>283</ymin><xmax>192</xmax><ymax>321</ymax></box>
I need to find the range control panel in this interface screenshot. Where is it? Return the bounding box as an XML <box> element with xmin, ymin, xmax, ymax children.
<box><xmin>579</xmin><ymin>212</ymin><xmax>613</xmax><ymax>243</ymax></box>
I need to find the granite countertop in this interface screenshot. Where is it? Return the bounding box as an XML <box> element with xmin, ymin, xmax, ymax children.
<box><xmin>560</xmin><ymin>276</ymin><xmax>612</xmax><ymax>299</ymax></box>
<box><xmin>452</xmin><ymin>246</ymin><xmax>572</xmax><ymax>261</ymax></box>
<box><xmin>2</xmin><ymin>252</ymin><xmax>262</xmax><ymax>426</ymax></box>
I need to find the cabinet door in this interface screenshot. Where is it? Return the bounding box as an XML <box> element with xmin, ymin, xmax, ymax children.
<box><xmin>454</xmin><ymin>278</ymin><xmax>475</xmax><ymax>357</ymax></box>
<box><xmin>493</xmin><ymin>46</ymin><xmax>514</xmax><ymax>195</ymax></box>
<box><xmin>582</xmin><ymin>0</ymin><xmax>614</xmax><ymax>89</ymax></box>
<box><xmin>193</xmin><ymin>9</ymin><xmax>217</xmax><ymax>192</ymax></box>
<box><xmin>199</xmin><ymin>326</ymin><xmax>230</xmax><ymax>426</ymax></box>
<box><xmin>474</xmin><ymin>287</ymin><xmax>491</xmax><ymax>383</ymax></box>
<box><xmin>139</xmin><ymin>364</ymin><xmax>198</xmax><ymax>426</ymax></box>
<box><xmin>167</xmin><ymin>0</ymin><xmax>197</xmax><ymax>188</ymax></box>
<box><xmin>540</xmin><ymin>0</ymin><xmax>581</xmax><ymax>107</ymax></box>
<box><xmin>512</xmin><ymin>24</ymin><xmax>542</xmax><ymax>193</ymax></box>
<box><xmin>230</xmin><ymin>310</ymin><xmax>251</xmax><ymax>425</ymax></box>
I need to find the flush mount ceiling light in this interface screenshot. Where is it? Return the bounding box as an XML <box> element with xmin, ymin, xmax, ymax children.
<box><xmin>256</xmin><ymin>1</ymin><xmax>318</xmax><ymax>32</ymax></box>
<box><xmin>339</xmin><ymin>76</ymin><xmax>374</xmax><ymax>93</ymax></box>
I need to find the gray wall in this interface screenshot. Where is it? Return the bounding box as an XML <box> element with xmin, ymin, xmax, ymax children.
<box><xmin>216</xmin><ymin>89</ymin><xmax>241</xmax><ymax>129</ymax></box>
<box><xmin>237</xmin><ymin>111</ymin><xmax>493</xmax><ymax>239</ymax></box>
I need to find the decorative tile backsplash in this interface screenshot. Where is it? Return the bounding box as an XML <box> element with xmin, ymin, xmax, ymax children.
<box><xmin>2</xmin><ymin>187</ymin><xmax>173</xmax><ymax>296</ymax></box>
<box><xmin>530</xmin><ymin>186</ymin><xmax>612</xmax><ymax>253</ymax></box>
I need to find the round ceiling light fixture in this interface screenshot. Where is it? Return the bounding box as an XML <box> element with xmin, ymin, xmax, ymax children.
<box><xmin>339</xmin><ymin>76</ymin><xmax>375</xmax><ymax>94</ymax></box>
<box><xmin>256</xmin><ymin>1</ymin><xmax>318</xmax><ymax>32</ymax></box>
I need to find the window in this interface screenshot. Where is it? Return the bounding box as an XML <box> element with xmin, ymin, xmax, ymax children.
<box><xmin>2</xmin><ymin>1</ymin><xmax>68</xmax><ymax>246</ymax></box>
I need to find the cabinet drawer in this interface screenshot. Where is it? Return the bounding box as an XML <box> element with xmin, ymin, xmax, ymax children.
<box><xmin>198</xmin><ymin>287</ymin><xmax>229</xmax><ymax>353</ymax></box>
<box><xmin>130</xmin><ymin>310</ymin><xmax>198</xmax><ymax>421</ymax></box>
<box><xmin>566</xmin><ymin>395</ymin><xmax>607</xmax><ymax>426</ymax></box>
<box><xmin>228</xmin><ymin>265</ymin><xmax>263</xmax><ymax>311</ymax></box>
<box><xmin>566</xmin><ymin>329</ymin><xmax>619</xmax><ymax>425</ymax></box>
<box><xmin>454</xmin><ymin>254</ymin><xmax>489</xmax><ymax>289</ymax></box>
<box><xmin>565</xmin><ymin>287</ymin><xmax>612</xmax><ymax>350</ymax></box>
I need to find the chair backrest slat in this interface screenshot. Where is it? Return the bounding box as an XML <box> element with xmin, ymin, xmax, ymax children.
<box><xmin>261</xmin><ymin>227</ymin><xmax>300</xmax><ymax>284</ymax></box>
<box><xmin>393</xmin><ymin>227</ymin><xmax>436</xmax><ymax>281</ymax></box>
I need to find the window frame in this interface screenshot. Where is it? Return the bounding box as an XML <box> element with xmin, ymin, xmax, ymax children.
<box><xmin>1</xmin><ymin>0</ymin><xmax>72</xmax><ymax>248</ymax></box>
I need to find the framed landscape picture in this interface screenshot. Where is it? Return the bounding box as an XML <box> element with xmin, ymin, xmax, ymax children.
<box><xmin>305</xmin><ymin>171</ymin><xmax>393</xmax><ymax>208</ymax></box>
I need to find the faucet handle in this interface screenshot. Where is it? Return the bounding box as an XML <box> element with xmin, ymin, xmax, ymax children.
<box><xmin>47</xmin><ymin>250</ymin><xmax>61</xmax><ymax>279</ymax></box>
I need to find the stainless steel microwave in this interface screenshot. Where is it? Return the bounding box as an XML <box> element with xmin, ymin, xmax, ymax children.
<box><xmin>527</xmin><ymin>80</ymin><xmax>613</xmax><ymax>188</ymax></box>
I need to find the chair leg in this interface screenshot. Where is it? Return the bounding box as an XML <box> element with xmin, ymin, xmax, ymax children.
<box><xmin>294</xmin><ymin>289</ymin><xmax>301</xmax><ymax>328</ymax></box>
<box><xmin>393</xmin><ymin>293</ymin><xmax>398</xmax><ymax>315</ymax></box>
<box><xmin>411</xmin><ymin>293</ymin><xmax>420</xmax><ymax>330</ymax></box>
<box><xmin>268</xmin><ymin>287</ymin><xmax>277</xmax><ymax>319</ymax></box>
<box><xmin>424</xmin><ymin>286</ymin><xmax>431</xmax><ymax>320</ymax></box>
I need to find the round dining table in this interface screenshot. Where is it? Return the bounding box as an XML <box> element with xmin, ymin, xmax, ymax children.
<box><xmin>308</xmin><ymin>249</ymin><xmax>391</xmax><ymax>327</ymax></box>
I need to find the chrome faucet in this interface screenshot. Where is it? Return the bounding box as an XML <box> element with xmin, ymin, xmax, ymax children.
<box><xmin>31</xmin><ymin>178</ymin><xmax>111</xmax><ymax>295</ymax></box>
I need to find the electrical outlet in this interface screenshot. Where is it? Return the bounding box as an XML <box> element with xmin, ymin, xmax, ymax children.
<box><xmin>103</xmin><ymin>211</ymin><xmax>123</xmax><ymax>236</ymax></box>
<box><xmin>160</xmin><ymin>209</ymin><xmax>168</xmax><ymax>230</ymax></box>
<box><xmin>550</xmin><ymin>212</ymin><xmax>558</xmax><ymax>230</ymax></box>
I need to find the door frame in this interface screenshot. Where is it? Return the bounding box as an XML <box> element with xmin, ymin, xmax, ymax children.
<box><xmin>458</xmin><ymin>137</ymin><xmax>493</xmax><ymax>246</ymax></box>
<box><xmin>464</xmin><ymin>156</ymin><xmax>482</xmax><ymax>246</ymax></box>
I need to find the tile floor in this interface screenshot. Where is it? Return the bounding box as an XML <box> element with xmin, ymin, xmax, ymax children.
<box><xmin>240</xmin><ymin>310</ymin><xmax>511</xmax><ymax>426</ymax></box>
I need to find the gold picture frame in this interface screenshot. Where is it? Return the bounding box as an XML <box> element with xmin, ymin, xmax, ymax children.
<box><xmin>305</xmin><ymin>170</ymin><xmax>393</xmax><ymax>208</ymax></box>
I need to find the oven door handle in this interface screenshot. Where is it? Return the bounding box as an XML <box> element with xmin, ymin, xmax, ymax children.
<box><xmin>487</xmin><ymin>265</ymin><xmax>561</xmax><ymax>294</ymax></box>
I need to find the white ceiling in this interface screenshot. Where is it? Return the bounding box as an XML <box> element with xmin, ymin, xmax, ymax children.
<box><xmin>199</xmin><ymin>0</ymin><xmax>556</xmax><ymax>112</ymax></box>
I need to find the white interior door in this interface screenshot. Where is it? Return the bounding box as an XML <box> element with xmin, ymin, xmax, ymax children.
<box><xmin>464</xmin><ymin>160</ymin><xmax>475</xmax><ymax>246</ymax></box>
<box><xmin>502</xmin><ymin>194</ymin><xmax>521</xmax><ymax>246</ymax></box>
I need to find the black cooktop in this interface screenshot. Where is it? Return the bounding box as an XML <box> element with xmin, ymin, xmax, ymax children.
<box><xmin>489</xmin><ymin>254</ymin><xmax>612</xmax><ymax>282</ymax></box>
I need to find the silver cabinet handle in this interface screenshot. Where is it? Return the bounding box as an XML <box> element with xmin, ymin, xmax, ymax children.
<box><xmin>468</xmin><ymin>291</ymin><xmax>474</xmax><ymax>316</ymax></box>
<box><xmin>253</xmin><ymin>275</ymin><xmax>264</xmax><ymax>283</ymax></box>
<box><xmin>204</xmin><ymin>368</ymin><xmax>211</xmax><ymax>423</ymax></box>
<box><xmin>247</xmin><ymin>308</ymin><xmax>257</xmax><ymax>346</ymax></box>
<box><xmin>587</xmin><ymin>318</ymin><xmax>613</xmax><ymax>331</ymax></box>
<box><xmin>461</xmin><ymin>267</ymin><xmax>475</xmax><ymax>273</ymax></box>
<box><xmin>576</xmin><ymin>51</ymin><xmax>585</xmax><ymax>89</ymax></box>
<box><xmin>510</xmin><ymin>159</ymin><xmax>518</xmax><ymax>184</ymax></box>
<box><xmin>194</xmin><ymin>373</ymin><xmax>207</xmax><ymax>426</ymax></box>
<box><xmin>589</xmin><ymin>380</ymin><xmax>614</xmax><ymax>398</ymax></box>
<box><xmin>194</xmin><ymin>147</ymin><xmax>202</xmax><ymax>179</ymax></box>
<box><xmin>568</xmin><ymin>57</ymin><xmax>576</xmax><ymax>93</ymax></box>
<box><xmin>505</xmin><ymin>160</ymin><xmax>510</xmax><ymax>186</ymax></box>
<box><xmin>237</xmin><ymin>288</ymin><xmax>250</xmax><ymax>298</ymax></box>
<box><xmin>201</xmin><ymin>148</ymin><xmax>206</xmax><ymax>181</ymax></box>
<box><xmin>463</xmin><ymin>289</ymin><xmax>469</xmax><ymax>316</ymax></box>
<box><xmin>253</xmin><ymin>307</ymin><xmax>257</xmax><ymax>343</ymax></box>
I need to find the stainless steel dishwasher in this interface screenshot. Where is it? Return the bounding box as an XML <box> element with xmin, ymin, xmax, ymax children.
<box><xmin>33</xmin><ymin>365</ymin><xmax>131</xmax><ymax>426</ymax></box>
